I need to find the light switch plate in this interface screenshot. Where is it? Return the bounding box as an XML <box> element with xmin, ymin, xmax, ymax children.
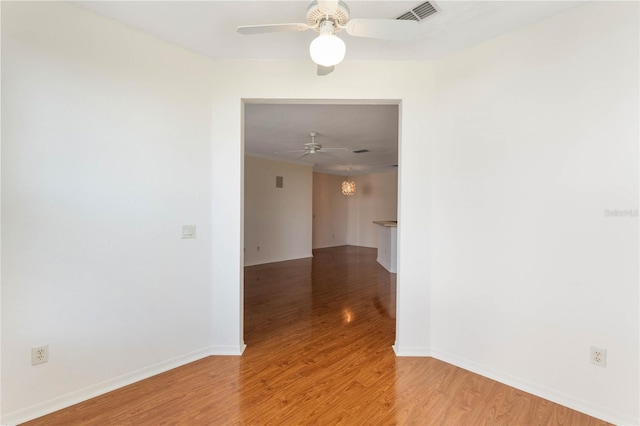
<box><xmin>182</xmin><ymin>225</ymin><xmax>196</xmax><ymax>239</ymax></box>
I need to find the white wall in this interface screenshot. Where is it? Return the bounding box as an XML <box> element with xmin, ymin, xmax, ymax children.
<box><xmin>3</xmin><ymin>1</ymin><xmax>638</xmax><ymax>425</ymax></box>
<box><xmin>429</xmin><ymin>2</ymin><xmax>639</xmax><ymax>424</ymax></box>
<box><xmin>211</xmin><ymin>66</ymin><xmax>435</xmax><ymax>363</ymax></box>
<box><xmin>2</xmin><ymin>2</ymin><xmax>218</xmax><ymax>423</ymax></box>
<box><xmin>244</xmin><ymin>156</ymin><xmax>313</xmax><ymax>265</ymax></box>
<box><xmin>346</xmin><ymin>172</ymin><xmax>398</xmax><ymax>248</ymax></box>
<box><xmin>313</xmin><ymin>171</ymin><xmax>398</xmax><ymax>249</ymax></box>
<box><xmin>312</xmin><ymin>173</ymin><xmax>348</xmax><ymax>249</ymax></box>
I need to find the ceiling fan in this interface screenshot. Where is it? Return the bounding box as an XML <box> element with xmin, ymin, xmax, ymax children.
<box><xmin>237</xmin><ymin>0</ymin><xmax>419</xmax><ymax>76</ymax></box>
<box><xmin>280</xmin><ymin>131</ymin><xmax>348</xmax><ymax>159</ymax></box>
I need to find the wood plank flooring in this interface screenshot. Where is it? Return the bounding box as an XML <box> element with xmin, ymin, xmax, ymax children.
<box><xmin>23</xmin><ymin>246</ymin><xmax>609</xmax><ymax>425</ymax></box>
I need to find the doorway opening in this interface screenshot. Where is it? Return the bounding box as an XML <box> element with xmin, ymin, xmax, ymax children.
<box><xmin>241</xmin><ymin>99</ymin><xmax>400</xmax><ymax>350</ymax></box>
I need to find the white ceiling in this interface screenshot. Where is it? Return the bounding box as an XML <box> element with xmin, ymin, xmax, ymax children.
<box><xmin>77</xmin><ymin>1</ymin><xmax>584</xmax><ymax>61</ymax></box>
<box><xmin>76</xmin><ymin>0</ymin><xmax>586</xmax><ymax>176</ymax></box>
<box><xmin>245</xmin><ymin>102</ymin><xmax>398</xmax><ymax>175</ymax></box>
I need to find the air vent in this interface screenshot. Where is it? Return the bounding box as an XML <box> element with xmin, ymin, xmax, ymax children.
<box><xmin>397</xmin><ymin>1</ymin><xmax>438</xmax><ymax>22</ymax></box>
<box><xmin>391</xmin><ymin>164</ymin><xmax>398</xmax><ymax>168</ymax></box>
<box><xmin>397</xmin><ymin>11</ymin><xmax>418</xmax><ymax>21</ymax></box>
<box><xmin>352</xmin><ymin>149</ymin><xmax>370</xmax><ymax>154</ymax></box>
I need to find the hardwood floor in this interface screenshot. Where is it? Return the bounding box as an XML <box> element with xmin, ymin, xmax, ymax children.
<box><xmin>24</xmin><ymin>246</ymin><xmax>609</xmax><ymax>425</ymax></box>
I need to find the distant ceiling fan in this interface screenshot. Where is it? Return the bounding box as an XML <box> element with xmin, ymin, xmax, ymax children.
<box><xmin>280</xmin><ymin>131</ymin><xmax>348</xmax><ymax>159</ymax></box>
<box><xmin>237</xmin><ymin>0</ymin><xmax>419</xmax><ymax>76</ymax></box>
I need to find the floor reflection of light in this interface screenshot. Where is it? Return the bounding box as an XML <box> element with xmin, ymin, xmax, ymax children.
<box><xmin>342</xmin><ymin>308</ymin><xmax>354</xmax><ymax>323</ymax></box>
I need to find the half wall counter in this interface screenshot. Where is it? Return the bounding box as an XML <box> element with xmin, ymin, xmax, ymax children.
<box><xmin>373</xmin><ymin>221</ymin><xmax>397</xmax><ymax>273</ymax></box>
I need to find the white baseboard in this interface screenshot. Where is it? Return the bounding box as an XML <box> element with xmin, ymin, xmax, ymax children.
<box><xmin>312</xmin><ymin>243</ymin><xmax>348</xmax><ymax>249</ymax></box>
<box><xmin>0</xmin><ymin>345</ymin><xmax>241</xmax><ymax>426</ymax></box>
<box><xmin>392</xmin><ymin>344</ymin><xmax>431</xmax><ymax>357</ymax></box>
<box><xmin>430</xmin><ymin>348</ymin><xmax>638</xmax><ymax>426</ymax></box>
<box><xmin>210</xmin><ymin>344</ymin><xmax>246</xmax><ymax>356</ymax></box>
<box><xmin>244</xmin><ymin>254</ymin><xmax>313</xmax><ymax>267</ymax></box>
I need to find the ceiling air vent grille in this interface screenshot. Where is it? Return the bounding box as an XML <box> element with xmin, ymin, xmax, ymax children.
<box><xmin>397</xmin><ymin>11</ymin><xmax>419</xmax><ymax>21</ymax></box>
<box><xmin>353</xmin><ymin>149</ymin><xmax>370</xmax><ymax>154</ymax></box>
<box><xmin>397</xmin><ymin>1</ymin><xmax>438</xmax><ymax>22</ymax></box>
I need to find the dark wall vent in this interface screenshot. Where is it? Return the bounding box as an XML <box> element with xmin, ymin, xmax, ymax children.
<box><xmin>276</xmin><ymin>176</ymin><xmax>283</xmax><ymax>188</ymax></box>
<box><xmin>397</xmin><ymin>1</ymin><xmax>439</xmax><ymax>22</ymax></box>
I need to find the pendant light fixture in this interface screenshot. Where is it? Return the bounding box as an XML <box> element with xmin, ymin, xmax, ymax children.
<box><xmin>341</xmin><ymin>179</ymin><xmax>356</xmax><ymax>196</ymax></box>
<box><xmin>341</xmin><ymin>168</ymin><xmax>356</xmax><ymax>196</ymax></box>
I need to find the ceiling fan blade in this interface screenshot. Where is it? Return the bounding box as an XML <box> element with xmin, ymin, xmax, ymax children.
<box><xmin>320</xmin><ymin>147</ymin><xmax>348</xmax><ymax>151</ymax></box>
<box><xmin>317</xmin><ymin>0</ymin><xmax>339</xmax><ymax>13</ymax></box>
<box><xmin>345</xmin><ymin>19</ymin><xmax>419</xmax><ymax>41</ymax></box>
<box><xmin>297</xmin><ymin>153</ymin><xmax>311</xmax><ymax>160</ymax></box>
<box><xmin>237</xmin><ymin>23</ymin><xmax>310</xmax><ymax>35</ymax></box>
<box><xmin>275</xmin><ymin>149</ymin><xmax>306</xmax><ymax>155</ymax></box>
<box><xmin>317</xmin><ymin>65</ymin><xmax>334</xmax><ymax>76</ymax></box>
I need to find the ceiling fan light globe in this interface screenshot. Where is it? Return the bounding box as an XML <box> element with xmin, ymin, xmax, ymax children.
<box><xmin>310</xmin><ymin>34</ymin><xmax>346</xmax><ymax>67</ymax></box>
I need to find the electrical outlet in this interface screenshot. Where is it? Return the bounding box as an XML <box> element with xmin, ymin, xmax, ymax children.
<box><xmin>590</xmin><ymin>346</ymin><xmax>607</xmax><ymax>367</ymax></box>
<box><xmin>32</xmin><ymin>345</ymin><xmax>49</xmax><ymax>366</ymax></box>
